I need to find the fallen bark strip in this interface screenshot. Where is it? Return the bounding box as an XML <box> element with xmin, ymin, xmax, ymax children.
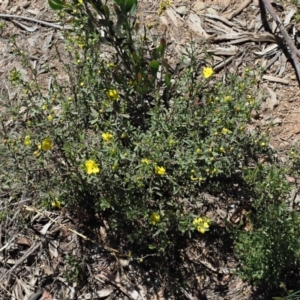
<box><xmin>260</xmin><ymin>0</ymin><xmax>300</xmax><ymax>85</ymax></box>
<box><xmin>213</xmin><ymin>32</ymin><xmax>276</xmax><ymax>43</ymax></box>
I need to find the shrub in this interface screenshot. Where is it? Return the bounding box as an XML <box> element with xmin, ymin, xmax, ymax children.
<box><xmin>234</xmin><ymin>166</ymin><xmax>300</xmax><ymax>286</ymax></box>
<box><xmin>1</xmin><ymin>0</ymin><xmax>300</xmax><ymax>288</ymax></box>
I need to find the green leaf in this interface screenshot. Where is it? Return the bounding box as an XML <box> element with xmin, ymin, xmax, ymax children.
<box><xmin>155</xmin><ymin>38</ymin><xmax>166</xmax><ymax>57</ymax></box>
<box><xmin>149</xmin><ymin>60</ymin><xmax>159</xmax><ymax>74</ymax></box>
<box><xmin>114</xmin><ymin>0</ymin><xmax>137</xmax><ymax>13</ymax></box>
<box><xmin>164</xmin><ymin>73</ymin><xmax>171</xmax><ymax>88</ymax></box>
<box><xmin>48</xmin><ymin>0</ymin><xmax>66</xmax><ymax>10</ymax></box>
<box><xmin>89</xmin><ymin>0</ymin><xmax>107</xmax><ymax>15</ymax></box>
<box><xmin>148</xmin><ymin>244</ymin><xmax>156</xmax><ymax>250</ymax></box>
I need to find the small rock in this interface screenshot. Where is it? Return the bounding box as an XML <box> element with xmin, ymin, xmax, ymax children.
<box><xmin>206</xmin><ymin>7</ymin><xmax>218</xmax><ymax>15</ymax></box>
<box><xmin>193</xmin><ymin>0</ymin><xmax>206</xmax><ymax>12</ymax></box>
<box><xmin>176</xmin><ymin>6</ymin><xmax>187</xmax><ymax>15</ymax></box>
<box><xmin>272</xmin><ymin>117</ymin><xmax>282</xmax><ymax>125</ymax></box>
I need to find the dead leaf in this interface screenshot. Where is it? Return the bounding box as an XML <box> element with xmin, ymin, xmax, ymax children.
<box><xmin>286</xmin><ymin>175</ymin><xmax>296</xmax><ymax>183</ymax></box>
<box><xmin>40</xmin><ymin>220</ymin><xmax>54</xmax><ymax>235</ymax></box>
<box><xmin>217</xmin><ymin>208</ymin><xmax>227</xmax><ymax>219</ymax></box>
<box><xmin>265</xmin><ymin>86</ymin><xmax>279</xmax><ymax>109</ymax></box>
<box><xmin>11</xmin><ymin>20</ymin><xmax>38</xmax><ymax>32</ymax></box>
<box><xmin>42</xmin><ymin>32</ymin><xmax>54</xmax><ymax>51</ymax></box>
<box><xmin>16</xmin><ymin>236</ymin><xmax>32</xmax><ymax>247</ymax></box>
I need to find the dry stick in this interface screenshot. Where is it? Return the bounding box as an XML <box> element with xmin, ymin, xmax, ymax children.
<box><xmin>260</xmin><ymin>0</ymin><xmax>300</xmax><ymax>85</ymax></box>
<box><xmin>0</xmin><ymin>14</ymin><xmax>72</xmax><ymax>30</ymax></box>
<box><xmin>223</xmin><ymin>0</ymin><xmax>252</xmax><ymax>20</ymax></box>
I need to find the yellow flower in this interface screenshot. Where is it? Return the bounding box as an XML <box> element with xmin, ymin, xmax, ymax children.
<box><xmin>141</xmin><ymin>158</ymin><xmax>151</xmax><ymax>165</ymax></box>
<box><xmin>121</xmin><ymin>133</ymin><xmax>127</xmax><ymax>138</ymax></box>
<box><xmin>196</xmin><ymin>148</ymin><xmax>201</xmax><ymax>154</ymax></box>
<box><xmin>102</xmin><ymin>132</ymin><xmax>113</xmax><ymax>142</ymax></box>
<box><xmin>221</xmin><ymin>127</ymin><xmax>230</xmax><ymax>135</ymax></box>
<box><xmin>47</xmin><ymin>115</ymin><xmax>53</xmax><ymax>122</ymax></box>
<box><xmin>225</xmin><ymin>96</ymin><xmax>231</xmax><ymax>102</ymax></box>
<box><xmin>106</xmin><ymin>89</ymin><xmax>119</xmax><ymax>100</ymax></box>
<box><xmin>33</xmin><ymin>150</ymin><xmax>40</xmax><ymax>157</ymax></box>
<box><xmin>106</xmin><ymin>63</ymin><xmax>116</xmax><ymax>68</ymax></box>
<box><xmin>155</xmin><ymin>166</ymin><xmax>166</xmax><ymax>175</ymax></box>
<box><xmin>193</xmin><ymin>217</ymin><xmax>203</xmax><ymax>226</ymax></box>
<box><xmin>85</xmin><ymin>159</ymin><xmax>100</xmax><ymax>175</ymax></box>
<box><xmin>193</xmin><ymin>217</ymin><xmax>210</xmax><ymax>234</ymax></box>
<box><xmin>51</xmin><ymin>200</ymin><xmax>61</xmax><ymax>209</ymax></box>
<box><xmin>219</xmin><ymin>147</ymin><xmax>225</xmax><ymax>153</ymax></box>
<box><xmin>150</xmin><ymin>212</ymin><xmax>160</xmax><ymax>225</ymax></box>
<box><xmin>167</xmin><ymin>140</ymin><xmax>174</xmax><ymax>147</ymax></box>
<box><xmin>197</xmin><ymin>226</ymin><xmax>206</xmax><ymax>233</ymax></box>
<box><xmin>24</xmin><ymin>135</ymin><xmax>31</xmax><ymax>146</ymax></box>
<box><xmin>41</xmin><ymin>138</ymin><xmax>52</xmax><ymax>151</ymax></box>
<box><xmin>78</xmin><ymin>0</ymin><xmax>83</xmax><ymax>4</ymax></box>
<box><xmin>202</xmin><ymin>67</ymin><xmax>214</xmax><ymax>79</ymax></box>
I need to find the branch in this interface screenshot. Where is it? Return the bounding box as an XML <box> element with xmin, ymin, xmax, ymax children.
<box><xmin>260</xmin><ymin>0</ymin><xmax>300</xmax><ymax>85</ymax></box>
<box><xmin>0</xmin><ymin>14</ymin><xmax>72</xmax><ymax>30</ymax></box>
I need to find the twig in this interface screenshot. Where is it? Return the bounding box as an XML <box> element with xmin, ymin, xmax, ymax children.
<box><xmin>260</xmin><ymin>0</ymin><xmax>300</xmax><ymax>85</ymax></box>
<box><xmin>223</xmin><ymin>0</ymin><xmax>252</xmax><ymax>20</ymax></box>
<box><xmin>0</xmin><ymin>14</ymin><xmax>72</xmax><ymax>30</ymax></box>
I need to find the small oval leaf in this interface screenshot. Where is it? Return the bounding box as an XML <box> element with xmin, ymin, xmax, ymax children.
<box><xmin>149</xmin><ymin>60</ymin><xmax>159</xmax><ymax>74</ymax></box>
<box><xmin>48</xmin><ymin>0</ymin><xmax>65</xmax><ymax>10</ymax></box>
